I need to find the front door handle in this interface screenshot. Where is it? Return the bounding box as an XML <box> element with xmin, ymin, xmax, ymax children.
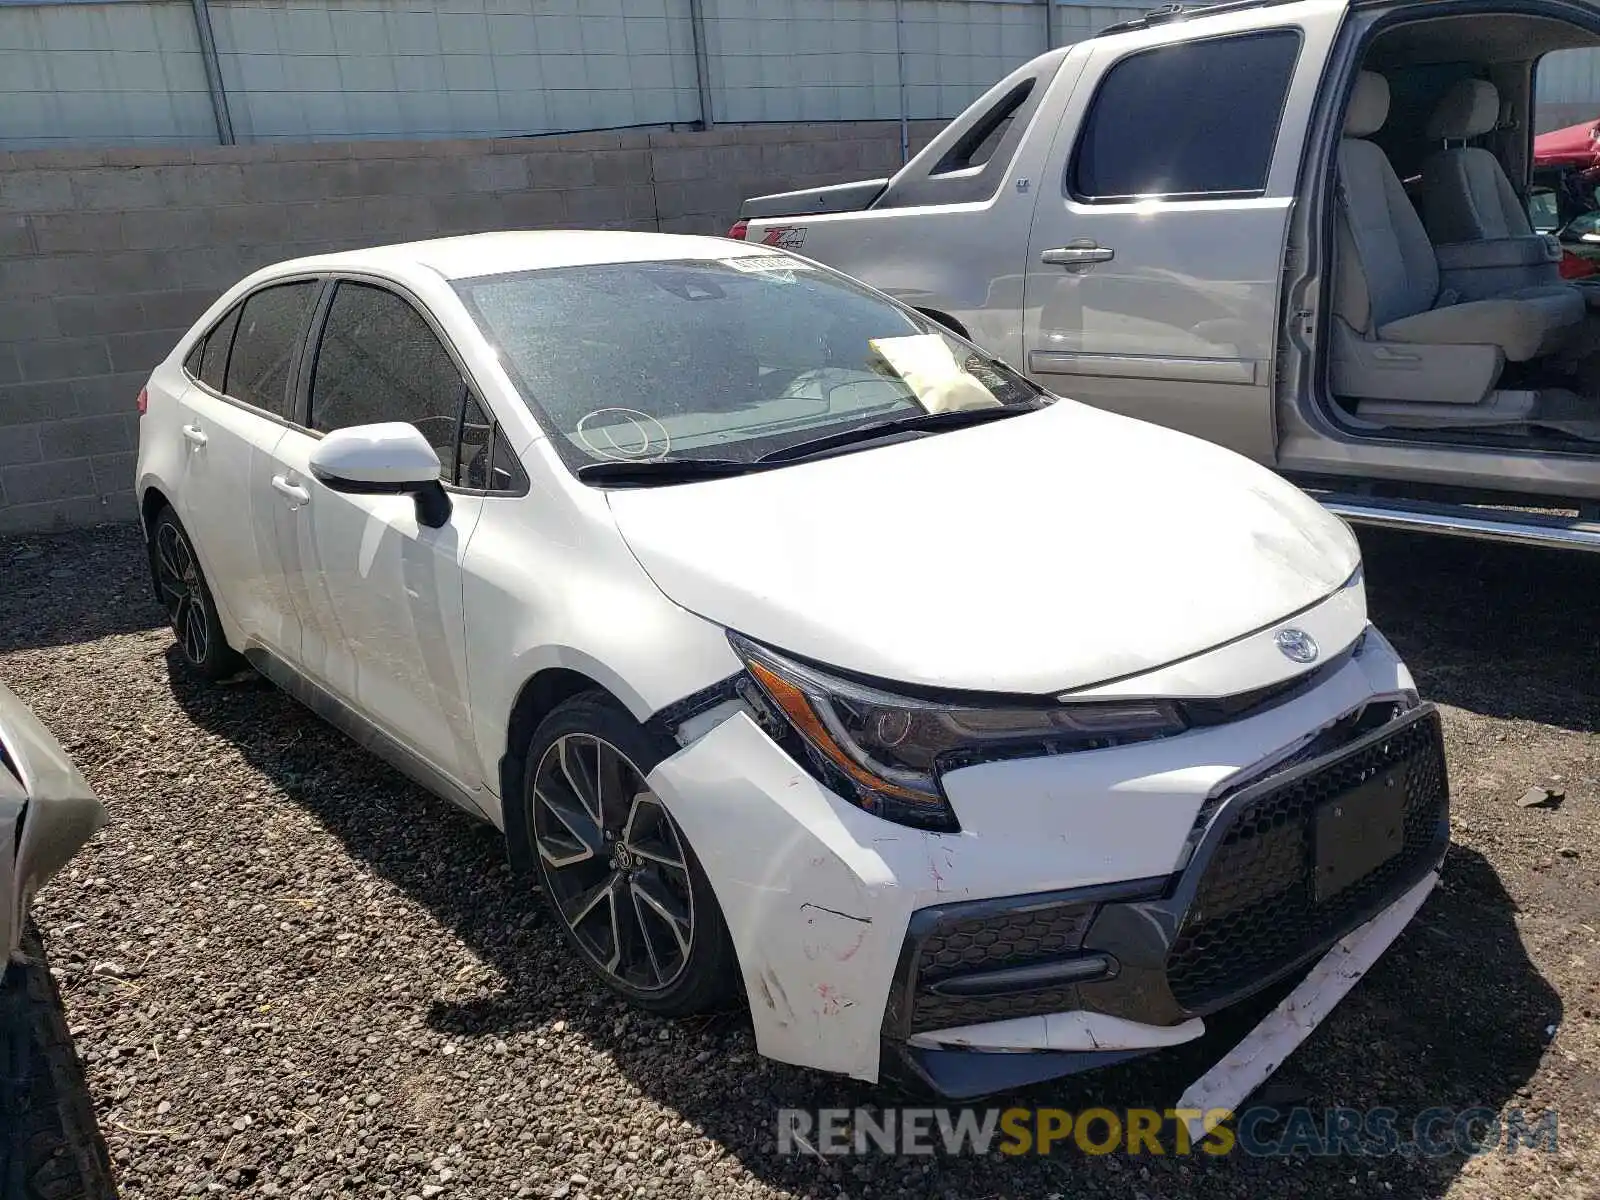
<box><xmin>1040</xmin><ymin>245</ymin><xmax>1115</xmax><ymax>267</ymax></box>
<box><xmin>181</xmin><ymin>424</ymin><xmax>208</xmax><ymax>447</ymax></box>
<box><xmin>271</xmin><ymin>475</ymin><xmax>310</xmax><ymax>505</ymax></box>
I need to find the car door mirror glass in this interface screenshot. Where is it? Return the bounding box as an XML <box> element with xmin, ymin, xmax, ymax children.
<box><xmin>308</xmin><ymin>422</ymin><xmax>453</xmax><ymax>528</ymax></box>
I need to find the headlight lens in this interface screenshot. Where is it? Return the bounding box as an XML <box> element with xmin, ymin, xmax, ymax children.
<box><xmin>730</xmin><ymin>634</ymin><xmax>1188</xmax><ymax>831</ymax></box>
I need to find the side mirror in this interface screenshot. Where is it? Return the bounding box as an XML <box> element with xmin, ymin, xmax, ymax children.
<box><xmin>308</xmin><ymin>422</ymin><xmax>453</xmax><ymax>529</ymax></box>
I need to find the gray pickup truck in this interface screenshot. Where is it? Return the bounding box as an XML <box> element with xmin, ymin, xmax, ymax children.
<box><xmin>736</xmin><ymin>0</ymin><xmax>1600</xmax><ymax>551</ymax></box>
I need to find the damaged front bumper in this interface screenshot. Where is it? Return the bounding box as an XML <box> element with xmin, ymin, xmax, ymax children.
<box><xmin>0</xmin><ymin>682</ymin><xmax>106</xmax><ymax>962</ymax></box>
<box><xmin>645</xmin><ymin>627</ymin><xmax>1447</xmax><ymax>1097</ymax></box>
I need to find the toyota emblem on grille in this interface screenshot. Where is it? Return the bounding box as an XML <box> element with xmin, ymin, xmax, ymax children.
<box><xmin>1274</xmin><ymin>628</ymin><xmax>1319</xmax><ymax>664</ymax></box>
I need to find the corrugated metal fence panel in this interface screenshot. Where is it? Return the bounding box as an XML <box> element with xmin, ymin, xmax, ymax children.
<box><xmin>0</xmin><ymin>0</ymin><xmax>1224</xmax><ymax>147</ymax></box>
<box><xmin>210</xmin><ymin>0</ymin><xmax>701</xmax><ymax>142</ymax></box>
<box><xmin>899</xmin><ymin>0</ymin><xmax>1046</xmax><ymax>120</ymax></box>
<box><xmin>0</xmin><ymin>0</ymin><xmax>217</xmax><ymax>146</ymax></box>
<box><xmin>1049</xmin><ymin>3</ymin><xmax>1147</xmax><ymax>47</ymax></box>
<box><xmin>703</xmin><ymin>0</ymin><xmax>904</xmax><ymax>124</ymax></box>
<box><xmin>1538</xmin><ymin>47</ymin><xmax>1600</xmax><ymax>107</ymax></box>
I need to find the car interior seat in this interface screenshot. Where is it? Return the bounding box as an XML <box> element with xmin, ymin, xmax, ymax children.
<box><xmin>1331</xmin><ymin>71</ymin><xmax>1585</xmax><ymax>425</ymax></box>
<box><xmin>1420</xmin><ymin>79</ymin><xmax>1533</xmax><ymax>243</ymax></box>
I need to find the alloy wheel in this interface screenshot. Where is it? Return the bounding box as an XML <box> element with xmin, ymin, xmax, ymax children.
<box><xmin>532</xmin><ymin>733</ymin><xmax>695</xmax><ymax>992</ymax></box>
<box><xmin>153</xmin><ymin>522</ymin><xmax>209</xmax><ymax>665</ymax></box>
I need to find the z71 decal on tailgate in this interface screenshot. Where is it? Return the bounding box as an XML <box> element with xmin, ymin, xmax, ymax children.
<box><xmin>760</xmin><ymin>226</ymin><xmax>807</xmax><ymax>250</ymax></box>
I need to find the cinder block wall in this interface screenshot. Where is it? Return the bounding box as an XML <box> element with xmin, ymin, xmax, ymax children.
<box><xmin>0</xmin><ymin>120</ymin><xmax>942</xmax><ymax>535</ymax></box>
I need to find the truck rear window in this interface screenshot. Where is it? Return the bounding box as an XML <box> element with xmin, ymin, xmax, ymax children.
<box><xmin>1069</xmin><ymin>29</ymin><xmax>1302</xmax><ymax>203</ymax></box>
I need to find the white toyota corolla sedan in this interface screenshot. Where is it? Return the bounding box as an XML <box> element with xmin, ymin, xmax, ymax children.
<box><xmin>135</xmin><ymin>231</ymin><xmax>1447</xmax><ymax>1103</ymax></box>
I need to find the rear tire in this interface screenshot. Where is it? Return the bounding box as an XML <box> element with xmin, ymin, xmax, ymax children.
<box><xmin>147</xmin><ymin>505</ymin><xmax>242</xmax><ymax>682</ymax></box>
<box><xmin>521</xmin><ymin>691</ymin><xmax>738</xmax><ymax>1016</ymax></box>
<box><xmin>0</xmin><ymin>924</ymin><xmax>117</xmax><ymax>1200</ymax></box>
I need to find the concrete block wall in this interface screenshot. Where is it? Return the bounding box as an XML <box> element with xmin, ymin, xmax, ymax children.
<box><xmin>0</xmin><ymin>119</ymin><xmax>943</xmax><ymax>534</ymax></box>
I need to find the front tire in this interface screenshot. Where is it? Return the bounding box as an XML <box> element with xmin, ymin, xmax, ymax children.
<box><xmin>522</xmin><ymin>692</ymin><xmax>737</xmax><ymax>1016</ymax></box>
<box><xmin>147</xmin><ymin>505</ymin><xmax>242</xmax><ymax>682</ymax></box>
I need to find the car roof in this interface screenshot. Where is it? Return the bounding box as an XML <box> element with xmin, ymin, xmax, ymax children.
<box><xmin>263</xmin><ymin>230</ymin><xmax>777</xmax><ymax>284</ymax></box>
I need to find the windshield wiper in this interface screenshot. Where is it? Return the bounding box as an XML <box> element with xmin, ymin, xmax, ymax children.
<box><xmin>755</xmin><ymin>406</ymin><xmax>1028</xmax><ymax>465</ymax></box>
<box><xmin>575</xmin><ymin>458</ymin><xmax>758</xmax><ymax>486</ymax></box>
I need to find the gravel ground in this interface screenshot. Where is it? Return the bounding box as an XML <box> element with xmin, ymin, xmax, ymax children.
<box><xmin>1</xmin><ymin>522</ymin><xmax>1597</xmax><ymax>1200</ymax></box>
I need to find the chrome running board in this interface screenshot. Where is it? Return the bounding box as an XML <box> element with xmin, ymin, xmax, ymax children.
<box><xmin>1317</xmin><ymin>495</ymin><xmax>1600</xmax><ymax>553</ymax></box>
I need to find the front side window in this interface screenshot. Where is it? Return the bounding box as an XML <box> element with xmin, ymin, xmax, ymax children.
<box><xmin>226</xmin><ymin>282</ymin><xmax>318</xmax><ymax>417</ymax></box>
<box><xmin>454</xmin><ymin>255</ymin><xmax>1048</xmax><ymax>477</ymax></box>
<box><xmin>309</xmin><ymin>281</ymin><xmax>516</xmax><ymax>490</ymax></box>
<box><xmin>1069</xmin><ymin>30</ymin><xmax>1302</xmax><ymax>202</ymax></box>
<box><xmin>309</xmin><ymin>282</ymin><xmax>468</xmax><ymax>470</ymax></box>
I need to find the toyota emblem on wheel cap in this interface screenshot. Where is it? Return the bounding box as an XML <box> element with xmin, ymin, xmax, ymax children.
<box><xmin>1274</xmin><ymin>628</ymin><xmax>1319</xmax><ymax>664</ymax></box>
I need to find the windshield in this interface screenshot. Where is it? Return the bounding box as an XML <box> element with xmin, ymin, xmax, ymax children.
<box><xmin>1569</xmin><ymin>211</ymin><xmax>1600</xmax><ymax>240</ymax></box>
<box><xmin>453</xmin><ymin>255</ymin><xmax>1049</xmax><ymax>475</ymax></box>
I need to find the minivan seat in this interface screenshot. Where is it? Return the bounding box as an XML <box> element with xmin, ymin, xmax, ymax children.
<box><xmin>1334</xmin><ymin>72</ymin><xmax>1582</xmax><ymax>365</ymax></box>
<box><xmin>1421</xmin><ymin>79</ymin><xmax>1533</xmax><ymax>243</ymax></box>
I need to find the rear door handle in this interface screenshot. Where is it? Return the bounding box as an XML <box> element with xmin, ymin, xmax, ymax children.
<box><xmin>181</xmin><ymin>424</ymin><xmax>208</xmax><ymax>447</ymax></box>
<box><xmin>1040</xmin><ymin>245</ymin><xmax>1115</xmax><ymax>267</ymax></box>
<box><xmin>271</xmin><ymin>475</ymin><xmax>310</xmax><ymax>505</ymax></box>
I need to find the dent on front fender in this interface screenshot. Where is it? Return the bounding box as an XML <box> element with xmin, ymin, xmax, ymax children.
<box><xmin>0</xmin><ymin>685</ymin><xmax>106</xmax><ymax>960</ymax></box>
<box><xmin>647</xmin><ymin>711</ymin><xmax>927</xmax><ymax>1082</ymax></box>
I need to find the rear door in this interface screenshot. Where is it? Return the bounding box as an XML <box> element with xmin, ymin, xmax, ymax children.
<box><xmin>173</xmin><ymin>279</ymin><xmax>320</xmax><ymax>652</ymax></box>
<box><xmin>264</xmin><ymin>277</ymin><xmax>493</xmax><ymax>794</ymax></box>
<box><xmin>1022</xmin><ymin>1</ymin><xmax>1348</xmax><ymax>463</ymax></box>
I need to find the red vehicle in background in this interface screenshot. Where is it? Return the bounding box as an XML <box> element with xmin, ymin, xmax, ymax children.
<box><xmin>1533</xmin><ymin>119</ymin><xmax>1600</xmax><ymax>280</ymax></box>
<box><xmin>1536</xmin><ymin>118</ymin><xmax>1600</xmax><ymax>171</ymax></box>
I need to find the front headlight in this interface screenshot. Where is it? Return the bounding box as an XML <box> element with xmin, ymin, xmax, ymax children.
<box><xmin>729</xmin><ymin>634</ymin><xmax>1188</xmax><ymax>832</ymax></box>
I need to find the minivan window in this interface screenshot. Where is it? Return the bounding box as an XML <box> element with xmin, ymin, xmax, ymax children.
<box><xmin>197</xmin><ymin>304</ymin><xmax>241</xmax><ymax>393</ymax></box>
<box><xmin>308</xmin><ymin>282</ymin><xmax>468</xmax><ymax>472</ymax></box>
<box><xmin>225</xmin><ymin>282</ymin><xmax>318</xmax><ymax>417</ymax></box>
<box><xmin>1070</xmin><ymin>30</ymin><xmax>1302</xmax><ymax>202</ymax></box>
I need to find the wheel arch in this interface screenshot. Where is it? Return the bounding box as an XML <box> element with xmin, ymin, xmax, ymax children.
<box><xmin>499</xmin><ymin>666</ymin><xmax>620</xmax><ymax>875</ymax></box>
<box><xmin>139</xmin><ymin>485</ymin><xmax>172</xmax><ymax>537</ymax></box>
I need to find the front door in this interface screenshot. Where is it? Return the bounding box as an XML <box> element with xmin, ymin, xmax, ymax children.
<box><xmin>1022</xmin><ymin>2</ymin><xmax>1347</xmax><ymax>463</ymax></box>
<box><xmin>264</xmin><ymin>279</ymin><xmax>489</xmax><ymax>792</ymax></box>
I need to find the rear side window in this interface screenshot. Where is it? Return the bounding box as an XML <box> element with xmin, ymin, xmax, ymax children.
<box><xmin>225</xmin><ymin>282</ymin><xmax>318</xmax><ymax>417</ymax></box>
<box><xmin>1070</xmin><ymin>30</ymin><xmax>1302</xmax><ymax>202</ymax></box>
<box><xmin>308</xmin><ymin>282</ymin><xmax>467</xmax><ymax>470</ymax></box>
<box><xmin>197</xmin><ymin>305</ymin><xmax>241</xmax><ymax>393</ymax></box>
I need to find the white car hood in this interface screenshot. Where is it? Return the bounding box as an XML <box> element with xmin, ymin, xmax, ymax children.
<box><xmin>605</xmin><ymin>401</ymin><xmax>1361</xmax><ymax>695</ymax></box>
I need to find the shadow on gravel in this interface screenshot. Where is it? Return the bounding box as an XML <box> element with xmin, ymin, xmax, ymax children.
<box><xmin>163</xmin><ymin>639</ymin><xmax>1561</xmax><ymax>1200</ymax></box>
<box><xmin>1</xmin><ymin>926</ymin><xmax>119</xmax><ymax>1199</ymax></box>
<box><xmin>0</xmin><ymin>526</ymin><xmax>164</xmax><ymax>655</ymax></box>
<box><xmin>1359</xmin><ymin>529</ymin><xmax>1600</xmax><ymax>734</ymax></box>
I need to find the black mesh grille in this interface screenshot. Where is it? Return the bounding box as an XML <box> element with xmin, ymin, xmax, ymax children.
<box><xmin>910</xmin><ymin>986</ymin><xmax>1081</xmax><ymax>1035</ymax></box>
<box><xmin>906</xmin><ymin>903</ymin><xmax>1096</xmax><ymax>1034</ymax></box>
<box><xmin>1166</xmin><ymin>712</ymin><xmax>1447</xmax><ymax>1011</ymax></box>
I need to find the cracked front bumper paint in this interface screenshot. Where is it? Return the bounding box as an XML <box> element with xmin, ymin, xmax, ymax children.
<box><xmin>0</xmin><ymin>682</ymin><xmax>106</xmax><ymax>962</ymax></box>
<box><xmin>646</xmin><ymin>627</ymin><xmax>1436</xmax><ymax>1092</ymax></box>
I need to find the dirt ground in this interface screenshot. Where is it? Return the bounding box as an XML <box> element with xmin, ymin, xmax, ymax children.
<box><xmin>1</xmin><ymin>522</ymin><xmax>1596</xmax><ymax>1200</ymax></box>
